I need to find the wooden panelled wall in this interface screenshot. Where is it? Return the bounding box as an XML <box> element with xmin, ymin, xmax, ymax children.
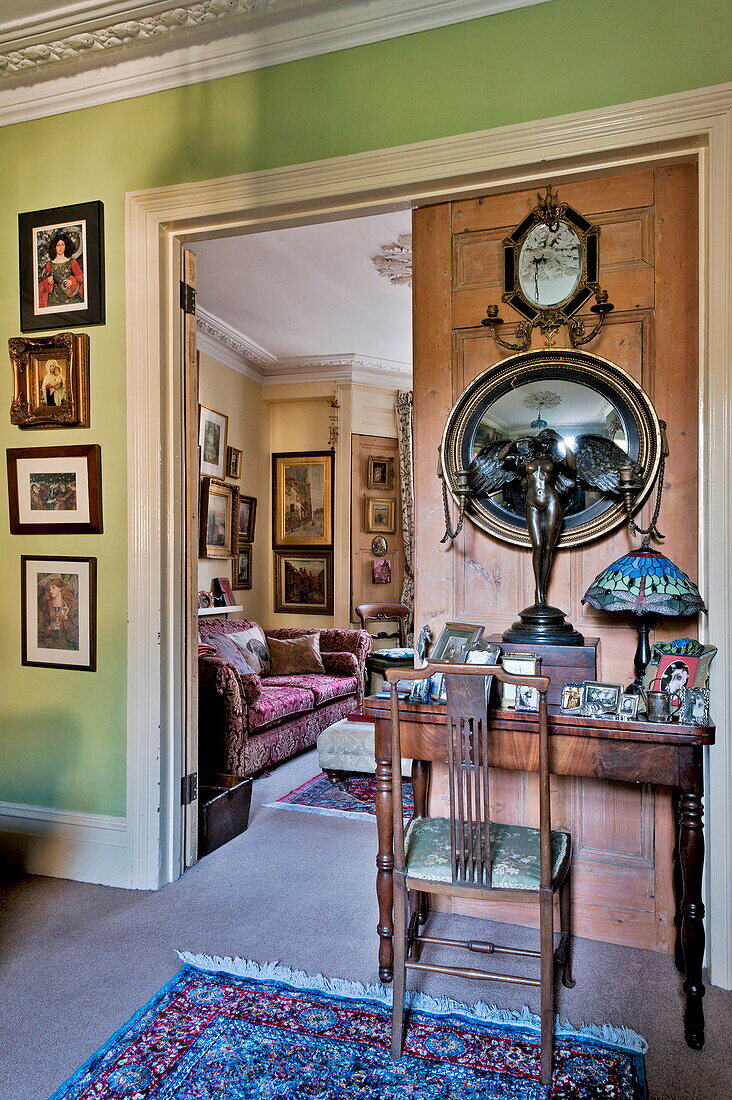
<box><xmin>413</xmin><ymin>166</ymin><xmax>698</xmax><ymax>951</ymax></box>
<box><xmin>351</xmin><ymin>433</ymin><xmax>405</xmax><ymax>619</ymax></box>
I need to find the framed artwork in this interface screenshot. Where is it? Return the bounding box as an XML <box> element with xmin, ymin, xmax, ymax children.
<box><xmin>560</xmin><ymin>683</ymin><xmax>584</xmax><ymax>714</ymax></box>
<box><xmin>234</xmin><ymin>548</ymin><xmax>252</xmax><ymax>590</ymax></box>
<box><xmin>199</xmin><ymin>405</ymin><xmax>228</xmax><ymax>479</ymax></box>
<box><xmin>238</xmin><ymin>495</ymin><xmax>257</xmax><ymax>546</ymax></box>
<box><xmin>21</xmin><ymin>555</ymin><xmax>97</xmax><ymax>671</ymax></box>
<box><xmin>367</xmin><ymin>455</ymin><xmax>395</xmax><ymax>490</ymax></box>
<box><xmin>581</xmin><ymin>681</ymin><xmax>623</xmax><ymax>714</ymax></box>
<box><xmin>226</xmin><ymin>446</ymin><xmax>242</xmax><ymax>480</ymax></box>
<box><xmin>365</xmin><ymin>497</ymin><xmax>395</xmax><ymax>534</ymax></box>
<box><xmin>431</xmin><ymin>622</ymin><xmax>484</xmax><ymax>663</ymax></box>
<box><xmin>18</xmin><ymin>201</ymin><xmax>105</xmax><ymax>332</ymax></box>
<box><xmin>9</xmin><ymin>332</ymin><xmax>89</xmax><ymax>429</ymax></box>
<box><xmin>642</xmin><ymin>638</ymin><xmax>717</xmax><ymax>706</ymax></box>
<box><xmin>372</xmin><ymin>558</ymin><xmax>392</xmax><ymax>584</ymax></box>
<box><xmin>371</xmin><ymin>535</ymin><xmax>388</xmax><ymax>557</ymax></box>
<box><xmin>617</xmin><ymin>693</ymin><xmax>640</xmax><ymax>720</ymax></box>
<box><xmin>7</xmin><ymin>444</ymin><xmax>102</xmax><ymax>534</ymax></box>
<box><xmin>272</xmin><ymin>451</ymin><xmax>333</xmax><ymax>547</ymax></box>
<box><xmin>213</xmin><ymin>576</ymin><xmax>236</xmax><ymax>606</ymax></box>
<box><xmin>199</xmin><ymin>477</ymin><xmax>240</xmax><ymax>559</ymax></box>
<box><xmin>500</xmin><ymin>652</ymin><xmax>540</xmax><ymax>707</ymax></box>
<box><xmin>274</xmin><ymin>550</ymin><xmax>333</xmax><ymax>615</ymax></box>
<box><xmin>679</xmin><ymin>687</ymin><xmax>711</xmax><ymax>726</ymax></box>
<box><xmin>198</xmin><ymin>590</ymin><xmax>214</xmax><ymax>609</ymax></box>
<box><xmin>515</xmin><ymin>684</ymin><xmax>540</xmax><ymax>712</ymax></box>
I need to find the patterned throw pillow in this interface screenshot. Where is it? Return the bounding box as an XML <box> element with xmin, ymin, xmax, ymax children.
<box><xmin>228</xmin><ymin>625</ymin><xmax>271</xmax><ymax>676</ymax></box>
<box><xmin>267</xmin><ymin>633</ymin><xmax>325</xmax><ymax>676</ymax></box>
<box><xmin>199</xmin><ymin>632</ymin><xmax>257</xmax><ymax>676</ymax></box>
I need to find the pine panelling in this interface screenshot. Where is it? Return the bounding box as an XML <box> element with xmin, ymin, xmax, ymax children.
<box><xmin>350</xmin><ymin>433</ymin><xmax>404</xmax><ymax>619</ymax></box>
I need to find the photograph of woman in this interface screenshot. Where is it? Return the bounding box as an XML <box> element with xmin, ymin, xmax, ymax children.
<box><xmin>37</xmin><ymin>572</ymin><xmax>79</xmax><ymax>651</ymax></box>
<box><xmin>36</xmin><ymin>229</ymin><xmax>85</xmax><ymax>312</ymax></box>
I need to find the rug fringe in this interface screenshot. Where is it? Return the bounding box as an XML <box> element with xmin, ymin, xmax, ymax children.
<box><xmin>262</xmin><ymin>801</ymin><xmax>376</xmax><ymax>820</ymax></box>
<box><xmin>176</xmin><ymin>952</ymin><xmax>648</xmax><ymax>1055</ymax></box>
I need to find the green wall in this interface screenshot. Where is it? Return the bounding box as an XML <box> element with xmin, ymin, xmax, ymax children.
<box><xmin>1</xmin><ymin>0</ymin><xmax>730</xmax><ymax>817</ymax></box>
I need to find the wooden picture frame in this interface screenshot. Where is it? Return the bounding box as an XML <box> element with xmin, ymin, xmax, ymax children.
<box><xmin>226</xmin><ymin>446</ymin><xmax>242</xmax><ymax>480</ymax></box>
<box><xmin>272</xmin><ymin>451</ymin><xmax>333</xmax><ymax>547</ymax></box>
<box><xmin>199</xmin><ymin>404</ymin><xmax>228</xmax><ymax>479</ymax></box>
<box><xmin>21</xmin><ymin>555</ymin><xmax>97</xmax><ymax>671</ymax></box>
<box><xmin>199</xmin><ymin>477</ymin><xmax>240</xmax><ymax>559</ymax></box>
<box><xmin>431</xmin><ymin>622</ymin><xmax>484</xmax><ymax>663</ymax></box>
<box><xmin>18</xmin><ymin>201</ymin><xmax>105</xmax><ymax>332</ymax></box>
<box><xmin>7</xmin><ymin>444</ymin><xmax>102</xmax><ymax>534</ymax></box>
<box><xmin>274</xmin><ymin>550</ymin><xmax>333</xmax><ymax>614</ymax></box>
<box><xmin>9</xmin><ymin>332</ymin><xmax>90</xmax><ymax>429</ymax></box>
<box><xmin>367</xmin><ymin>454</ymin><xmax>395</xmax><ymax>490</ymax></box>
<box><xmin>234</xmin><ymin>547</ymin><xmax>252</xmax><ymax>590</ymax></box>
<box><xmin>238</xmin><ymin>494</ymin><xmax>257</xmax><ymax>546</ymax></box>
<box><xmin>365</xmin><ymin>497</ymin><xmax>395</xmax><ymax>534</ymax></box>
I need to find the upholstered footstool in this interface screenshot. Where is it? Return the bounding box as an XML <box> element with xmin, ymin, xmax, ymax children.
<box><xmin>317</xmin><ymin>717</ymin><xmax>412</xmax><ymax>785</ymax></box>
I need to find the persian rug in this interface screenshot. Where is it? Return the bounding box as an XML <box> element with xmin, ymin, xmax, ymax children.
<box><xmin>265</xmin><ymin>770</ymin><xmax>413</xmax><ymax>820</ymax></box>
<box><xmin>49</xmin><ymin>956</ymin><xmax>648</xmax><ymax>1100</ymax></box>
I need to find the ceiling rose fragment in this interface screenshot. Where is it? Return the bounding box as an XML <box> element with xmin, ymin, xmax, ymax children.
<box><xmin>372</xmin><ymin>233</ymin><xmax>412</xmax><ymax>286</ymax></box>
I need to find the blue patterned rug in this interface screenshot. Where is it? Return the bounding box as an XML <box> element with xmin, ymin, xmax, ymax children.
<box><xmin>49</xmin><ymin>956</ymin><xmax>648</xmax><ymax>1099</ymax></box>
<box><xmin>266</xmin><ymin>771</ymin><xmax>413</xmax><ymax>820</ymax></box>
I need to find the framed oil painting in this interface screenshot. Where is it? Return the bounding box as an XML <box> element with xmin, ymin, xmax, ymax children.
<box><xmin>274</xmin><ymin>550</ymin><xmax>333</xmax><ymax>615</ymax></box>
<box><xmin>7</xmin><ymin>444</ymin><xmax>102</xmax><ymax>534</ymax></box>
<box><xmin>21</xmin><ymin>555</ymin><xmax>97</xmax><ymax>671</ymax></box>
<box><xmin>367</xmin><ymin>455</ymin><xmax>395</xmax><ymax>490</ymax></box>
<box><xmin>199</xmin><ymin>405</ymin><xmax>228</xmax><ymax>479</ymax></box>
<box><xmin>226</xmin><ymin>446</ymin><xmax>242</xmax><ymax>480</ymax></box>
<box><xmin>19</xmin><ymin>201</ymin><xmax>105</xmax><ymax>332</ymax></box>
<box><xmin>365</xmin><ymin>497</ymin><xmax>395</xmax><ymax>534</ymax></box>
<box><xmin>200</xmin><ymin>477</ymin><xmax>240</xmax><ymax>559</ymax></box>
<box><xmin>9</xmin><ymin>332</ymin><xmax>89</xmax><ymax>429</ymax></box>
<box><xmin>238</xmin><ymin>494</ymin><xmax>257</xmax><ymax>546</ymax></box>
<box><xmin>234</xmin><ymin>547</ymin><xmax>252</xmax><ymax>590</ymax></box>
<box><xmin>273</xmin><ymin>451</ymin><xmax>333</xmax><ymax>547</ymax></box>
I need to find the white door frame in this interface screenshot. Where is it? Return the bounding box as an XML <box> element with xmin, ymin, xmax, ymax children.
<box><xmin>125</xmin><ymin>82</ymin><xmax>732</xmax><ymax>988</ymax></box>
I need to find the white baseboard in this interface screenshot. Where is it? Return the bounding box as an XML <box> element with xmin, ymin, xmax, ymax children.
<box><xmin>0</xmin><ymin>801</ymin><xmax>128</xmax><ymax>888</ymax></box>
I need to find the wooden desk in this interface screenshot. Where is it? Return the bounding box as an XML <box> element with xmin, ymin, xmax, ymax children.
<box><xmin>364</xmin><ymin>694</ymin><xmax>715</xmax><ymax>1050</ymax></box>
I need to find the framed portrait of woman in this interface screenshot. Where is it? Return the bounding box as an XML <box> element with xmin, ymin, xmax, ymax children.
<box><xmin>21</xmin><ymin>555</ymin><xmax>97</xmax><ymax>671</ymax></box>
<box><xmin>18</xmin><ymin>202</ymin><xmax>105</xmax><ymax>332</ymax></box>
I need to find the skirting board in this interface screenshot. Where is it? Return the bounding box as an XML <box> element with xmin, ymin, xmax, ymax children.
<box><xmin>0</xmin><ymin>801</ymin><xmax>128</xmax><ymax>888</ymax></box>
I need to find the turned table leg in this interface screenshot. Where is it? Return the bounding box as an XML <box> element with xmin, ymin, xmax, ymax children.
<box><xmin>375</xmin><ymin>754</ymin><xmax>394</xmax><ymax>982</ymax></box>
<box><xmin>678</xmin><ymin>787</ymin><xmax>706</xmax><ymax>1049</ymax></box>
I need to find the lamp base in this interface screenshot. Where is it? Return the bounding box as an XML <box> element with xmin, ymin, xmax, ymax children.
<box><xmin>502</xmin><ymin>604</ymin><xmax>584</xmax><ymax>647</ymax></box>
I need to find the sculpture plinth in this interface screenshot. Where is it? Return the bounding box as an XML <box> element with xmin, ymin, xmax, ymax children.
<box><xmin>503</xmin><ymin>603</ymin><xmax>584</xmax><ymax>647</ymax></box>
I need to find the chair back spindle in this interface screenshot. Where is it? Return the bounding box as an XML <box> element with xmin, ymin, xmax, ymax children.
<box><xmin>447</xmin><ymin>675</ymin><xmax>491</xmax><ymax>886</ymax></box>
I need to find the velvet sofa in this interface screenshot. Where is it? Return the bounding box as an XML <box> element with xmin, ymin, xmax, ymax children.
<box><xmin>198</xmin><ymin>619</ymin><xmax>371</xmax><ymax>778</ymax></box>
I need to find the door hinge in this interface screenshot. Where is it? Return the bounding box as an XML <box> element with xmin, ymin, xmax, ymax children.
<box><xmin>181</xmin><ymin>772</ymin><xmax>198</xmax><ymax>805</ymax></box>
<box><xmin>180</xmin><ymin>281</ymin><xmax>196</xmax><ymax>316</ymax></box>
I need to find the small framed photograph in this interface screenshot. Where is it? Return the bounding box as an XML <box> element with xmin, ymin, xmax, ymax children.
<box><xmin>515</xmin><ymin>684</ymin><xmax>540</xmax><ymax>712</ymax></box>
<box><xmin>560</xmin><ymin>682</ymin><xmax>584</xmax><ymax>714</ymax></box>
<box><xmin>7</xmin><ymin>444</ymin><xmax>102</xmax><ymax>534</ymax></box>
<box><xmin>372</xmin><ymin>558</ymin><xmax>392</xmax><ymax>584</ymax></box>
<box><xmin>21</xmin><ymin>555</ymin><xmax>97</xmax><ymax>671</ymax></box>
<box><xmin>19</xmin><ymin>201</ymin><xmax>105</xmax><ymax>332</ymax></box>
<box><xmin>617</xmin><ymin>693</ymin><xmax>640</xmax><ymax>720</ymax></box>
<box><xmin>200</xmin><ymin>477</ymin><xmax>240</xmax><ymax>559</ymax></box>
<box><xmin>464</xmin><ymin>642</ymin><xmax>502</xmax><ymax>666</ymax></box>
<box><xmin>679</xmin><ymin>687</ymin><xmax>711</xmax><ymax>726</ymax></box>
<box><xmin>581</xmin><ymin>681</ymin><xmax>623</xmax><ymax>714</ymax></box>
<box><xmin>432</xmin><ymin>622</ymin><xmax>484</xmax><ymax>663</ymax></box>
<box><xmin>238</xmin><ymin>495</ymin><xmax>257</xmax><ymax>546</ymax></box>
<box><xmin>199</xmin><ymin>405</ymin><xmax>228</xmax><ymax>479</ymax></box>
<box><xmin>365</xmin><ymin>497</ymin><xmax>396</xmax><ymax>534</ymax></box>
<box><xmin>226</xmin><ymin>446</ymin><xmax>242</xmax><ymax>480</ymax></box>
<box><xmin>367</xmin><ymin>455</ymin><xmax>395</xmax><ymax>490</ymax></box>
<box><xmin>9</xmin><ymin>332</ymin><xmax>89</xmax><ymax>429</ymax></box>
<box><xmin>409</xmin><ymin>676</ymin><xmax>433</xmax><ymax>704</ymax></box>
<box><xmin>234</xmin><ymin>548</ymin><xmax>252</xmax><ymax>590</ymax></box>
<box><xmin>500</xmin><ymin>653</ymin><xmax>540</xmax><ymax>707</ymax></box>
<box><xmin>274</xmin><ymin>550</ymin><xmax>333</xmax><ymax>615</ymax></box>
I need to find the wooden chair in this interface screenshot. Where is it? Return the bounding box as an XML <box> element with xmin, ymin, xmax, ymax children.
<box><xmin>386</xmin><ymin>662</ymin><xmax>574</xmax><ymax>1087</ymax></box>
<box><xmin>355</xmin><ymin>603</ymin><xmax>413</xmax><ymax>693</ymax></box>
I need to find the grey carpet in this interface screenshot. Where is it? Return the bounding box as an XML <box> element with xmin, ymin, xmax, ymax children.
<box><xmin>1</xmin><ymin>748</ymin><xmax>730</xmax><ymax>1099</ymax></box>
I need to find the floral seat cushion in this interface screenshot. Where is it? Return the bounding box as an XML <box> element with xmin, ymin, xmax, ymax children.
<box><xmin>404</xmin><ymin>817</ymin><xmax>570</xmax><ymax>890</ymax></box>
<box><xmin>260</xmin><ymin>674</ymin><xmax>358</xmax><ymax>705</ymax></box>
<box><xmin>247</xmin><ymin>685</ymin><xmax>314</xmax><ymax>732</ymax></box>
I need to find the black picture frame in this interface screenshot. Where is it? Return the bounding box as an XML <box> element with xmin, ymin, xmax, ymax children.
<box><xmin>19</xmin><ymin>201</ymin><xmax>105</xmax><ymax>332</ymax></box>
<box><xmin>21</xmin><ymin>554</ymin><xmax>97</xmax><ymax>671</ymax></box>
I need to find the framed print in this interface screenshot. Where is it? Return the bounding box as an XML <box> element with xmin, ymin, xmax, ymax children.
<box><xmin>9</xmin><ymin>332</ymin><xmax>89</xmax><ymax>429</ymax></box>
<box><xmin>21</xmin><ymin>555</ymin><xmax>96</xmax><ymax>671</ymax></box>
<box><xmin>617</xmin><ymin>693</ymin><xmax>640</xmax><ymax>720</ymax></box>
<box><xmin>581</xmin><ymin>681</ymin><xmax>623</xmax><ymax>714</ymax></box>
<box><xmin>515</xmin><ymin>684</ymin><xmax>540</xmax><ymax>712</ymax></box>
<box><xmin>273</xmin><ymin>451</ymin><xmax>333</xmax><ymax>547</ymax></box>
<box><xmin>371</xmin><ymin>535</ymin><xmax>388</xmax><ymax>557</ymax></box>
<box><xmin>226</xmin><ymin>446</ymin><xmax>242</xmax><ymax>480</ymax></box>
<box><xmin>234</xmin><ymin>548</ymin><xmax>252</xmax><ymax>590</ymax></box>
<box><xmin>7</xmin><ymin>444</ymin><xmax>102</xmax><ymax>534</ymax></box>
<box><xmin>372</xmin><ymin>558</ymin><xmax>392</xmax><ymax>584</ymax></box>
<box><xmin>431</xmin><ymin>622</ymin><xmax>484</xmax><ymax>663</ymax></box>
<box><xmin>199</xmin><ymin>477</ymin><xmax>240</xmax><ymax>559</ymax></box>
<box><xmin>367</xmin><ymin>455</ymin><xmax>395</xmax><ymax>490</ymax></box>
<box><xmin>238</xmin><ymin>495</ymin><xmax>257</xmax><ymax>546</ymax></box>
<box><xmin>365</xmin><ymin>497</ymin><xmax>395</xmax><ymax>534</ymax></box>
<box><xmin>679</xmin><ymin>687</ymin><xmax>711</xmax><ymax>726</ymax></box>
<box><xmin>274</xmin><ymin>550</ymin><xmax>333</xmax><ymax>615</ymax></box>
<box><xmin>19</xmin><ymin>201</ymin><xmax>105</xmax><ymax>332</ymax></box>
<box><xmin>560</xmin><ymin>682</ymin><xmax>584</xmax><ymax>714</ymax></box>
<box><xmin>642</xmin><ymin>638</ymin><xmax>717</xmax><ymax>706</ymax></box>
<box><xmin>199</xmin><ymin>405</ymin><xmax>228</xmax><ymax>479</ymax></box>
<box><xmin>500</xmin><ymin>652</ymin><xmax>539</xmax><ymax>707</ymax></box>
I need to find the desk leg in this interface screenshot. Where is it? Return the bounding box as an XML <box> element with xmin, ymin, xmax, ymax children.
<box><xmin>678</xmin><ymin>788</ymin><xmax>706</xmax><ymax>1049</ymax></box>
<box><xmin>375</xmin><ymin>755</ymin><xmax>394</xmax><ymax>982</ymax></box>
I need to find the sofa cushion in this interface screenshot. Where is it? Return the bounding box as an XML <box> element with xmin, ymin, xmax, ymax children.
<box><xmin>248</xmin><ymin>685</ymin><xmax>314</xmax><ymax>731</ymax></box>
<box><xmin>267</xmin><ymin>633</ymin><xmax>325</xmax><ymax>675</ymax></box>
<box><xmin>228</xmin><ymin>624</ymin><xmax>271</xmax><ymax>676</ymax></box>
<box><xmin>198</xmin><ymin>631</ymin><xmax>257</xmax><ymax>676</ymax></box>
<box><xmin>260</xmin><ymin>673</ymin><xmax>358</xmax><ymax>706</ymax></box>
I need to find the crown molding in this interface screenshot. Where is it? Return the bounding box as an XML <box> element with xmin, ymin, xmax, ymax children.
<box><xmin>0</xmin><ymin>0</ymin><xmax>551</xmax><ymax>127</ymax></box>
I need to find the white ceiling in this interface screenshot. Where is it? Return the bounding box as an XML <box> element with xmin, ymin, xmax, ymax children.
<box><xmin>193</xmin><ymin>209</ymin><xmax>413</xmax><ymax>370</ymax></box>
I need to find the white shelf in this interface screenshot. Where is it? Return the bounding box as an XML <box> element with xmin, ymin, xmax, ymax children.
<box><xmin>198</xmin><ymin>605</ymin><xmax>244</xmax><ymax>617</ymax></box>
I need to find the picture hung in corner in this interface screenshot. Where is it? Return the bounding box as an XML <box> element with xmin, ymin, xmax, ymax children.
<box><xmin>238</xmin><ymin>495</ymin><xmax>257</xmax><ymax>546</ymax></box>
<box><xmin>200</xmin><ymin>477</ymin><xmax>240</xmax><ymax>559</ymax></box>
<box><xmin>234</xmin><ymin>547</ymin><xmax>252</xmax><ymax>590</ymax></box>
<box><xmin>199</xmin><ymin>404</ymin><xmax>228</xmax><ymax>479</ymax></box>
<box><xmin>21</xmin><ymin>555</ymin><xmax>97</xmax><ymax>671</ymax></box>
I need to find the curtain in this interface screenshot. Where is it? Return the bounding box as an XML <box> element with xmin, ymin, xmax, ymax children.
<box><xmin>395</xmin><ymin>390</ymin><xmax>414</xmax><ymax>640</ymax></box>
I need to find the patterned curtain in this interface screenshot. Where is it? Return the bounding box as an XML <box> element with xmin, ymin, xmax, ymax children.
<box><xmin>395</xmin><ymin>391</ymin><xmax>414</xmax><ymax>640</ymax></box>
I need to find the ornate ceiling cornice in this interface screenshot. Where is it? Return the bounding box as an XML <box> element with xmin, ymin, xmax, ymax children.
<box><xmin>197</xmin><ymin>305</ymin><xmax>276</xmax><ymax>370</ymax></box>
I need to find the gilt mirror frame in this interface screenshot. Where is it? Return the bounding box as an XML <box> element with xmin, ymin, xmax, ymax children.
<box><xmin>441</xmin><ymin>348</ymin><xmax>663</xmax><ymax>550</ymax></box>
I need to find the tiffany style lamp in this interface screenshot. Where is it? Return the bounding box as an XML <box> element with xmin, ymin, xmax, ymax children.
<box><xmin>582</xmin><ymin>545</ymin><xmax>706</xmax><ymax>693</ymax></box>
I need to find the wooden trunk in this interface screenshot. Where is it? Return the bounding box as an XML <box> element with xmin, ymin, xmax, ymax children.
<box><xmin>412</xmin><ymin>165</ymin><xmax>698</xmax><ymax>952</ymax></box>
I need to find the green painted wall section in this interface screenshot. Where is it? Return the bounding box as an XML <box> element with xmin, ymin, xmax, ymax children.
<box><xmin>1</xmin><ymin>0</ymin><xmax>730</xmax><ymax>816</ymax></box>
